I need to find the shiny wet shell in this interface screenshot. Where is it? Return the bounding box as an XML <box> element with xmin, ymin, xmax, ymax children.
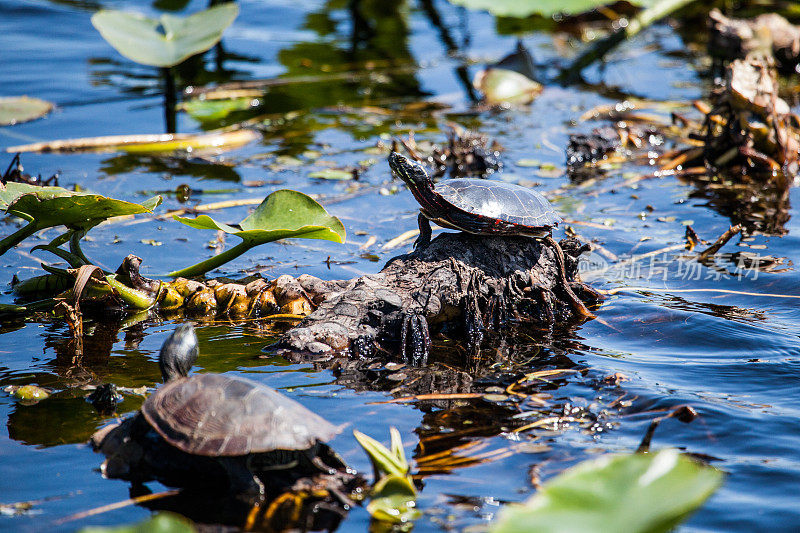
<box><xmin>141</xmin><ymin>373</ymin><xmax>339</xmax><ymax>457</ymax></box>
<box><xmin>435</xmin><ymin>179</ymin><xmax>562</xmax><ymax>229</ymax></box>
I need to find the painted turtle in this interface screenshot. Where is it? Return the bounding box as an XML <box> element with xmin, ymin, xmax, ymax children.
<box><xmin>91</xmin><ymin>324</ymin><xmax>347</xmax><ymax>500</ymax></box>
<box><xmin>388</xmin><ymin>152</ymin><xmax>593</xmax><ymax>318</ymax></box>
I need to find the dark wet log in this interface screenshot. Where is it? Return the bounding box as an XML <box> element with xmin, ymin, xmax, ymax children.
<box><xmin>277</xmin><ymin>233</ymin><xmax>600</xmax><ymax>361</ymax></box>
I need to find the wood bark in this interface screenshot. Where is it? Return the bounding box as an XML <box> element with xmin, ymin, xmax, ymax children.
<box><xmin>277</xmin><ymin>233</ymin><xmax>600</xmax><ymax>361</ymax></box>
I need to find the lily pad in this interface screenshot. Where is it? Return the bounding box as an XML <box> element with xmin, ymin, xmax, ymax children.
<box><xmin>5</xmin><ymin>385</ymin><xmax>50</xmax><ymax>403</ymax></box>
<box><xmin>1</xmin><ymin>183</ymin><xmax>161</xmax><ymax>229</ymax></box>
<box><xmin>490</xmin><ymin>449</ymin><xmax>723</xmax><ymax>533</ymax></box>
<box><xmin>170</xmin><ymin>190</ymin><xmax>345</xmax><ymax>277</ymax></box>
<box><xmin>308</xmin><ymin>168</ymin><xmax>354</xmax><ymax>180</ymax></box>
<box><xmin>180</xmin><ymin>97</ymin><xmax>258</xmax><ymax>123</ymax></box>
<box><xmin>0</xmin><ymin>96</ymin><xmax>53</xmax><ymax>126</ymax></box>
<box><xmin>0</xmin><ymin>182</ymin><xmax>161</xmax><ymax>256</ymax></box>
<box><xmin>91</xmin><ymin>4</ymin><xmax>239</xmax><ymax>68</ymax></box>
<box><xmin>448</xmin><ymin>0</ymin><xmax>651</xmax><ymax>18</ymax></box>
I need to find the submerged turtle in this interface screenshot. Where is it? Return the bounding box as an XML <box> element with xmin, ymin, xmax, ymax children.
<box><xmin>388</xmin><ymin>152</ymin><xmax>594</xmax><ymax>318</ymax></box>
<box><xmin>91</xmin><ymin>324</ymin><xmax>348</xmax><ymax>500</ymax></box>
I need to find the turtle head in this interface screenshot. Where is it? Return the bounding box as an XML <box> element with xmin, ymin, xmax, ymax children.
<box><xmin>388</xmin><ymin>152</ymin><xmax>432</xmax><ymax>192</ymax></box>
<box><xmin>159</xmin><ymin>323</ymin><xmax>199</xmax><ymax>382</ymax></box>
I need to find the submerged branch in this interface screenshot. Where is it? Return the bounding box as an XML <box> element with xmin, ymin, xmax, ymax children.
<box><xmin>561</xmin><ymin>0</ymin><xmax>697</xmax><ymax>83</ymax></box>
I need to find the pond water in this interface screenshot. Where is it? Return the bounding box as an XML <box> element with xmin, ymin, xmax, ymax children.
<box><xmin>1</xmin><ymin>1</ymin><xmax>799</xmax><ymax>531</ymax></box>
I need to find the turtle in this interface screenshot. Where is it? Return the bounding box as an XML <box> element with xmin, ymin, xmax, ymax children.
<box><xmin>91</xmin><ymin>324</ymin><xmax>348</xmax><ymax>501</ymax></box>
<box><xmin>388</xmin><ymin>151</ymin><xmax>594</xmax><ymax>319</ymax></box>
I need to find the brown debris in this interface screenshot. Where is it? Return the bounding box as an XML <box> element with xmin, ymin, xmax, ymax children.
<box><xmin>709</xmin><ymin>9</ymin><xmax>800</xmax><ymax>72</ymax></box>
<box><xmin>396</xmin><ymin>124</ymin><xmax>502</xmax><ymax>179</ymax></box>
<box><xmin>697</xmin><ymin>55</ymin><xmax>800</xmax><ymax>177</ymax></box>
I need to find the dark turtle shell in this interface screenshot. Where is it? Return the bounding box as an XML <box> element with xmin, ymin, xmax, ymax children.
<box><xmin>435</xmin><ymin>179</ymin><xmax>561</xmax><ymax>229</ymax></box>
<box><xmin>141</xmin><ymin>373</ymin><xmax>339</xmax><ymax>457</ymax></box>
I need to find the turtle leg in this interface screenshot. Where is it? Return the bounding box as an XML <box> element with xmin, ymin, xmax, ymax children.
<box><xmin>543</xmin><ymin>236</ymin><xmax>595</xmax><ymax>319</ymax></box>
<box><xmin>401</xmin><ymin>309</ymin><xmax>431</xmax><ymax>365</ymax></box>
<box><xmin>221</xmin><ymin>457</ymin><xmax>265</xmax><ymax>504</ymax></box>
<box><xmin>414</xmin><ymin>213</ymin><xmax>432</xmax><ymax>249</ymax></box>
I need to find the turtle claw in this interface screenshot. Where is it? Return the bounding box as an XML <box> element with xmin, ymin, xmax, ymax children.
<box><xmin>400</xmin><ymin>309</ymin><xmax>431</xmax><ymax>366</ymax></box>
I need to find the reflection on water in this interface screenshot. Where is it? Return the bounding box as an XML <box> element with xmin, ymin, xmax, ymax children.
<box><xmin>2</xmin><ymin>0</ymin><xmax>800</xmax><ymax>531</ymax></box>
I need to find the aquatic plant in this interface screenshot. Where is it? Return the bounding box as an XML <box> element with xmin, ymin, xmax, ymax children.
<box><xmin>491</xmin><ymin>449</ymin><xmax>723</xmax><ymax>533</ymax></box>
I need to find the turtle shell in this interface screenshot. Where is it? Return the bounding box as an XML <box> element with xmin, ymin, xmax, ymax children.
<box><xmin>435</xmin><ymin>179</ymin><xmax>561</xmax><ymax>229</ymax></box>
<box><xmin>141</xmin><ymin>373</ymin><xmax>339</xmax><ymax>457</ymax></box>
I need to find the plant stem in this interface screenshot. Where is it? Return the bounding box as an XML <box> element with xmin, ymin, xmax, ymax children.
<box><xmin>163</xmin><ymin>67</ymin><xmax>177</xmax><ymax>134</ymax></box>
<box><xmin>32</xmin><ymin>243</ymin><xmax>88</xmax><ymax>268</ymax></box>
<box><xmin>0</xmin><ymin>221</ymin><xmax>39</xmax><ymax>256</ymax></box>
<box><xmin>167</xmin><ymin>239</ymin><xmax>252</xmax><ymax>278</ymax></box>
<box><xmin>560</xmin><ymin>0</ymin><xmax>697</xmax><ymax>83</ymax></box>
<box><xmin>69</xmin><ymin>230</ymin><xmax>93</xmax><ymax>266</ymax></box>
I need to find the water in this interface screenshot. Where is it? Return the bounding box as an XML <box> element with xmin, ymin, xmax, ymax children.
<box><xmin>1</xmin><ymin>0</ymin><xmax>799</xmax><ymax>531</ymax></box>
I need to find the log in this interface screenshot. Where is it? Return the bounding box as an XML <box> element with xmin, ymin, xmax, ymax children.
<box><xmin>276</xmin><ymin>233</ymin><xmax>601</xmax><ymax>363</ymax></box>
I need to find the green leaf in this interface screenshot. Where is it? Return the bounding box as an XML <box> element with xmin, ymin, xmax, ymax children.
<box><xmin>0</xmin><ymin>182</ymin><xmax>161</xmax><ymax>256</ymax></box>
<box><xmin>78</xmin><ymin>512</ymin><xmax>195</xmax><ymax>533</ymax></box>
<box><xmin>308</xmin><ymin>169</ymin><xmax>354</xmax><ymax>181</ymax></box>
<box><xmin>354</xmin><ymin>429</ymin><xmax>410</xmax><ymax>479</ymax></box>
<box><xmin>91</xmin><ymin>4</ymin><xmax>239</xmax><ymax>68</ymax></box>
<box><xmin>490</xmin><ymin>449</ymin><xmax>723</xmax><ymax>533</ymax></box>
<box><xmin>169</xmin><ymin>190</ymin><xmax>345</xmax><ymax>277</ymax></box>
<box><xmin>5</xmin><ymin>188</ymin><xmax>162</xmax><ymax>231</ymax></box>
<box><xmin>0</xmin><ymin>96</ymin><xmax>53</xmax><ymax>126</ymax></box>
<box><xmin>367</xmin><ymin>474</ymin><xmax>421</xmax><ymax>525</ymax></box>
<box><xmin>7</xmin><ymin>385</ymin><xmax>50</xmax><ymax>402</ymax></box>
<box><xmin>448</xmin><ymin>0</ymin><xmax>652</xmax><ymax>18</ymax></box>
<box><xmin>390</xmin><ymin>427</ymin><xmax>407</xmax><ymax>467</ymax></box>
<box><xmin>180</xmin><ymin>97</ymin><xmax>257</xmax><ymax>123</ymax></box>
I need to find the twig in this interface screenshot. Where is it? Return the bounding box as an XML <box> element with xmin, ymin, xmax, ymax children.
<box><xmin>637</xmin><ymin>405</ymin><xmax>697</xmax><ymax>452</ymax></box>
<box><xmin>382</xmin><ymin>229</ymin><xmax>420</xmax><ymax>250</ymax></box>
<box><xmin>696</xmin><ymin>224</ymin><xmax>742</xmax><ymax>261</ymax></box>
<box><xmin>367</xmin><ymin>392</ymin><xmax>485</xmax><ymax>404</ymax></box>
<box><xmin>54</xmin><ymin>489</ymin><xmax>180</xmax><ymax>524</ymax></box>
<box><xmin>600</xmin><ymin>286</ymin><xmax>800</xmax><ymax>299</ymax></box>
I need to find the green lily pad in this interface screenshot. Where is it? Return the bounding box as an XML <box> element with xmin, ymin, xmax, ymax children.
<box><xmin>180</xmin><ymin>97</ymin><xmax>257</xmax><ymax>123</ymax></box>
<box><xmin>367</xmin><ymin>474</ymin><xmax>421</xmax><ymax>525</ymax></box>
<box><xmin>448</xmin><ymin>0</ymin><xmax>652</xmax><ymax>18</ymax></box>
<box><xmin>91</xmin><ymin>4</ymin><xmax>239</xmax><ymax>68</ymax></box>
<box><xmin>0</xmin><ymin>96</ymin><xmax>53</xmax><ymax>126</ymax></box>
<box><xmin>170</xmin><ymin>190</ymin><xmax>345</xmax><ymax>277</ymax></box>
<box><xmin>0</xmin><ymin>182</ymin><xmax>161</xmax><ymax>256</ymax></box>
<box><xmin>79</xmin><ymin>512</ymin><xmax>195</xmax><ymax>533</ymax></box>
<box><xmin>309</xmin><ymin>169</ymin><xmax>354</xmax><ymax>181</ymax></box>
<box><xmin>5</xmin><ymin>385</ymin><xmax>50</xmax><ymax>403</ymax></box>
<box><xmin>490</xmin><ymin>449</ymin><xmax>723</xmax><ymax>533</ymax></box>
<box><xmin>1</xmin><ymin>182</ymin><xmax>161</xmax><ymax>229</ymax></box>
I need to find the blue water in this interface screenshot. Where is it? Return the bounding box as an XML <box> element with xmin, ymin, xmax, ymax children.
<box><xmin>1</xmin><ymin>1</ymin><xmax>799</xmax><ymax>531</ymax></box>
